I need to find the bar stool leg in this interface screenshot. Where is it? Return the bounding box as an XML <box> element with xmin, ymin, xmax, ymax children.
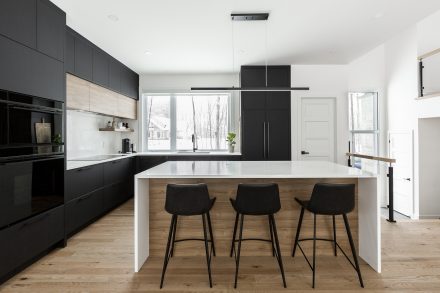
<box><xmin>332</xmin><ymin>215</ymin><xmax>337</xmax><ymax>256</ymax></box>
<box><xmin>170</xmin><ymin>215</ymin><xmax>178</xmax><ymax>257</ymax></box>
<box><xmin>268</xmin><ymin>215</ymin><xmax>275</xmax><ymax>257</ymax></box>
<box><xmin>234</xmin><ymin>214</ymin><xmax>244</xmax><ymax>288</ymax></box>
<box><xmin>342</xmin><ymin>214</ymin><xmax>364</xmax><ymax>288</ymax></box>
<box><xmin>160</xmin><ymin>214</ymin><xmax>176</xmax><ymax>288</ymax></box>
<box><xmin>230</xmin><ymin>212</ymin><xmax>239</xmax><ymax>257</ymax></box>
<box><xmin>292</xmin><ymin>207</ymin><xmax>305</xmax><ymax>257</ymax></box>
<box><xmin>270</xmin><ymin>214</ymin><xmax>287</xmax><ymax>288</ymax></box>
<box><xmin>206</xmin><ymin>212</ymin><xmax>216</xmax><ymax>257</ymax></box>
<box><xmin>202</xmin><ymin>213</ymin><xmax>213</xmax><ymax>288</ymax></box>
<box><xmin>312</xmin><ymin>214</ymin><xmax>317</xmax><ymax>288</ymax></box>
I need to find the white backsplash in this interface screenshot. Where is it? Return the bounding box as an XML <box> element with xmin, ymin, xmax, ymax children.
<box><xmin>66</xmin><ymin>110</ymin><xmax>138</xmax><ymax>160</ymax></box>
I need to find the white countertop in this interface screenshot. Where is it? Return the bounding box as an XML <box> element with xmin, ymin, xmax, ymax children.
<box><xmin>66</xmin><ymin>152</ymin><xmax>241</xmax><ymax>170</ymax></box>
<box><xmin>135</xmin><ymin>160</ymin><xmax>376</xmax><ymax>179</ymax></box>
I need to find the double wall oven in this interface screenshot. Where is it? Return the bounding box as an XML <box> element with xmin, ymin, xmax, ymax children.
<box><xmin>0</xmin><ymin>90</ymin><xmax>64</xmax><ymax>229</ymax></box>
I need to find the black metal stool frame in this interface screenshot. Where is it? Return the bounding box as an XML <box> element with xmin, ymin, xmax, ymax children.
<box><xmin>292</xmin><ymin>203</ymin><xmax>364</xmax><ymax>288</ymax></box>
<box><xmin>160</xmin><ymin>210</ymin><xmax>216</xmax><ymax>289</ymax></box>
<box><xmin>230</xmin><ymin>211</ymin><xmax>287</xmax><ymax>289</ymax></box>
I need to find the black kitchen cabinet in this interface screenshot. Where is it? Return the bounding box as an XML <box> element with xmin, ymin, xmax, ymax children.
<box><xmin>0</xmin><ymin>0</ymin><xmax>37</xmax><ymax>49</ymax></box>
<box><xmin>0</xmin><ymin>206</ymin><xmax>64</xmax><ymax>283</ymax></box>
<box><xmin>74</xmin><ymin>37</ymin><xmax>93</xmax><ymax>81</ymax></box>
<box><xmin>65</xmin><ymin>30</ymin><xmax>75</xmax><ymax>73</ymax></box>
<box><xmin>93</xmin><ymin>48</ymin><xmax>109</xmax><ymax>87</ymax></box>
<box><xmin>167</xmin><ymin>155</ymin><xmax>241</xmax><ymax>161</ymax></box>
<box><xmin>120</xmin><ymin>65</ymin><xmax>139</xmax><ymax>99</ymax></box>
<box><xmin>136</xmin><ymin>156</ymin><xmax>168</xmax><ymax>173</ymax></box>
<box><xmin>103</xmin><ymin>157</ymin><xmax>133</xmax><ymax>186</ymax></box>
<box><xmin>0</xmin><ymin>35</ymin><xmax>64</xmax><ymax>102</ymax></box>
<box><xmin>240</xmin><ymin>65</ymin><xmax>291</xmax><ymax>161</ymax></box>
<box><xmin>36</xmin><ymin>0</ymin><xmax>65</xmax><ymax>61</ymax></box>
<box><xmin>109</xmin><ymin>59</ymin><xmax>121</xmax><ymax>92</ymax></box>
<box><xmin>65</xmin><ymin>164</ymin><xmax>104</xmax><ymax>202</ymax></box>
<box><xmin>65</xmin><ymin>189</ymin><xmax>104</xmax><ymax>235</ymax></box>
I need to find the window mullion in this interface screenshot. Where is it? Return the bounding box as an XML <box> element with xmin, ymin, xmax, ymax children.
<box><xmin>170</xmin><ymin>94</ymin><xmax>177</xmax><ymax>151</ymax></box>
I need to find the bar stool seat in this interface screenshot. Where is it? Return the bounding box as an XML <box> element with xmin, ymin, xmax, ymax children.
<box><xmin>160</xmin><ymin>183</ymin><xmax>216</xmax><ymax>289</ymax></box>
<box><xmin>292</xmin><ymin>183</ymin><xmax>364</xmax><ymax>288</ymax></box>
<box><xmin>229</xmin><ymin>183</ymin><xmax>286</xmax><ymax>288</ymax></box>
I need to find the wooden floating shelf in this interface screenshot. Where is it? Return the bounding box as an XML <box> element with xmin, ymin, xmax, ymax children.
<box><xmin>99</xmin><ymin>127</ymin><xmax>134</xmax><ymax>132</ymax></box>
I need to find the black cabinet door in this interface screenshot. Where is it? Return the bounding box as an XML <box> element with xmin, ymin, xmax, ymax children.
<box><xmin>241</xmin><ymin>91</ymin><xmax>266</xmax><ymax>110</ymax></box>
<box><xmin>74</xmin><ymin>37</ymin><xmax>93</xmax><ymax>81</ymax></box>
<box><xmin>0</xmin><ymin>0</ymin><xmax>36</xmax><ymax>49</ymax></box>
<box><xmin>103</xmin><ymin>158</ymin><xmax>132</xmax><ymax>186</ymax></box>
<box><xmin>136</xmin><ymin>156</ymin><xmax>167</xmax><ymax>173</ymax></box>
<box><xmin>266</xmin><ymin>110</ymin><xmax>291</xmax><ymax>160</ymax></box>
<box><xmin>240</xmin><ymin>66</ymin><xmax>266</xmax><ymax>87</ymax></box>
<box><xmin>102</xmin><ymin>182</ymin><xmax>127</xmax><ymax>212</ymax></box>
<box><xmin>36</xmin><ymin>0</ymin><xmax>65</xmax><ymax>61</ymax></box>
<box><xmin>65</xmin><ymin>30</ymin><xmax>75</xmax><ymax>73</ymax></box>
<box><xmin>109</xmin><ymin>59</ymin><xmax>121</xmax><ymax>93</ymax></box>
<box><xmin>46</xmin><ymin>206</ymin><xmax>64</xmax><ymax>247</ymax></box>
<box><xmin>129</xmin><ymin>70</ymin><xmax>139</xmax><ymax>99</ymax></box>
<box><xmin>65</xmin><ymin>164</ymin><xmax>104</xmax><ymax>202</ymax></box>
<box><xmin>120</xmin><ymin>66</ymin><xmax>132</xmax><ymax>97</ymax></box>
<box><xmin>266</xmin><ymin>91</ymin><xmax>290</xmax><ymax>110</ymax></box>
<box><xmin>65</xmin><ymin>189</ymin><xmax>104</xmax><ymax>235</ymax></box>
<box><xmin>241</xmin><ymin>110</ymin><xmax>266</xmax><ymax>161</ymax></box>
<box><xmin>267</xmin><ymin>66</ymin><xmax>291</xmax><ymax>87</ymax></box>
<box><xmin>0</xmin><ymin>35</ymin><xmax>64</xmax><ymax>101</ymax></box>
<box><xmin>92</xmin><ymin>49</ymin><xmax>109</xmax><ymax>87</ymax></box>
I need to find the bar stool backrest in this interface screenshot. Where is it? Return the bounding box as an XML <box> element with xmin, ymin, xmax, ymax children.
<box><xmin>165</xmin><ymin>183</ymin><xmax>211</xmax><ymax>215</ymax></box>
<box><xmin>235</xmin><ymin>183</ymin><xmax>281</xmax><ymax>215</ymax></box>
<box><xmin>308</xmin><ymin>183</ymin><xmax>355</xmax><ymax>215</ymax></box>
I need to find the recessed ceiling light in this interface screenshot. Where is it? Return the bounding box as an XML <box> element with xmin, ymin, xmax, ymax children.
<box><xmin>373</xmin><ymin>12</ymin><xmax>384</xmax><ymax>19</ymax></box>
<box><xmin>144</xmin><ymin>51</ymin><xmax>152</xmax><ymax>56</ymax></box>
<box><xmin>107</xmin><ymin>14</ymin><xmax>119</xmax><ymax>22</ymax></box>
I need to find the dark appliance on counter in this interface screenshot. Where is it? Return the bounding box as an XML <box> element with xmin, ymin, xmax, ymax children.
<box><xmin>122</xmin><ymin>138</ymin><xmax>130</xmax><ymax>153</ymax></box>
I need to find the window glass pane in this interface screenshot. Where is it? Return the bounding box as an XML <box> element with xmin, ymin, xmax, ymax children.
<box><xmin>352</xmin><ymin>133</ymin><xmax>378</xmax><ymax>171</ymax></box>
<box><xmin>176</xmin><ymin>94</ymin><xmax>229</xmax><ymax>150</ymax></box>
<box><xmin>349</xmin><ymin>92</ymin><xmax>377</xmax><ymax>131</ymax></box>
<box><xmin>146</xmin><ymin>96</ymin><xmax>170</xmax><ymax>150</ymax></box>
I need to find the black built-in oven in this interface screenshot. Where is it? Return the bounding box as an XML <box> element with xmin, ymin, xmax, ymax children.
<box><xmin>0</xmin><ymin>89</ymin><xmax>64</xmax><ymax>160</ymax></box>
<box><xmin>0</xmin><ymin>89</ymin><xmax>64</xmax><ymax>229</ymax></box>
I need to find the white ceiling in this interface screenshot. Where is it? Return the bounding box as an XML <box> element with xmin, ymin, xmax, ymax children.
<box><xmin>52</xmin><ymin>0</ymin><xmax>440</xmax><ymax>74</ymax></box>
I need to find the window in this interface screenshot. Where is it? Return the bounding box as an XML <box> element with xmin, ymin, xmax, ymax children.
<box><xmin>144</xmin><ymin>93</ymin><xmax>230</xmax><ymax>151</ymax></box>
<box><xmin>348</xmin><ymin>92</ymin><xmax>379</xmax><ymax>170</ymax></box>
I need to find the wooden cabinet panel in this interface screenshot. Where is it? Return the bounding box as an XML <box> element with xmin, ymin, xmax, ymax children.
<box><xmin>0</xmin><ymin>0</ymin><xmax>36</xmax><ymax>49</ymax></box>
<box><xmin>90</xmin><ymin>83</ymin><xmax>117</xmax><ymax>116</ymax></box>
<box><xmin>66</xmin><ymin>74</ymin><xmax>90</xmax><ymax>111</ymax></box>
<box><xmin>36</xmin><ymin>0</ymin><xmax>65</xmax><ymax>61</ymax></box>
<box><xmin>117</xmin><ymin>94</ymin><xmax>137</xmax><ymax>119</ymax></box>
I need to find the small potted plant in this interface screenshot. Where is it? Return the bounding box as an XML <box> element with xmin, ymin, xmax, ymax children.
<box><xmin>53</xmin><ymin>133</ymin><xmax>63</xmax><ymax>152</ymax></box>
<box><xmin>226</xmin><ymin>132</ymin><xmax>236</xmax><ymax>153</ymax></box>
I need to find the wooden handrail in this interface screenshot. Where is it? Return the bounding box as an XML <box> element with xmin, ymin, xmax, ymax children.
<box><xmin>418</xmin><ymin>47</ymin><xmax>440</xmax><ymax>60</ymax></box>
<box><xmin>346</xmin><ymin>152</ymin><xmax>396</xmax><ymax>164</ymax></box>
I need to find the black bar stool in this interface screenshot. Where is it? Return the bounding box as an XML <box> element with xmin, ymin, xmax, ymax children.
<box><xmin>292</xmin><ymin>183</ymin><xmax>364</xmax><ymax>288</ymax></box>
<box><xmin>160</xmin><ymin>183</ymin><xmax>216</xmax><ymax>288</ymax></box>
<box><xmin>229</xmin><ymin>183</ymin><xmax>287</xmax><ymax>288</ymax></box>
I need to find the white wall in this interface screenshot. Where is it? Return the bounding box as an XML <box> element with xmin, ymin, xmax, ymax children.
<box><xmin>66</xmin><ymin>110</ymin><xmax>137</xmax><ymax>160</ymax></box>
<box><xmin>291</xmin><ymin>65</ymin><xmax>348</xmax><ymax>164</ymax></box>
<box><xmin>418</xmin><ymin>118</ymin><xmax>440</xmax><ymax>218</ymax></box>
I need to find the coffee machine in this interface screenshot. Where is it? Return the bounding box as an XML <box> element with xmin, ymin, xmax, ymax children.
<box><xmin>122</xmin><ymin>138</ymin><xmax>130</xmax><ymax>153</ymax></box>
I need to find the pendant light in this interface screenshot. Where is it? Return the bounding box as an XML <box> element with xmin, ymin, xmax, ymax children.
<box><xmin>191</xmin><ymin>13</ymin><xmax>309</xmax><ymax>92</ymax></box>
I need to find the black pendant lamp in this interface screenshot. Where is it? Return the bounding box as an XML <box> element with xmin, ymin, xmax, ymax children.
<box><xmin>191</xmin><ymin>13</ymin><xmax>309</xmax><ymax>92</ymax></box>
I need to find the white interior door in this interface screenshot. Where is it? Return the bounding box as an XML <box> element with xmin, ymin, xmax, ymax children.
<box><xmin>300</xmin><ymin>98</ymin><xmax>335</xmax><ymax>162</ymax></box>
<box><xmin>388</xmin><ymin>131</ymin><xmax>414</xmax><ymax>217</ymax></box>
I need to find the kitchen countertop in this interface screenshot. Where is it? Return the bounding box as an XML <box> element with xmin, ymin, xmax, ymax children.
<box><xmin>135</xmin><ymin>160</ymin><xmax>376</xmax><ymax>179</ymax></box>
<box><xmin>66</xmin><ymin>151</ymin><xmax>242</xmax><ymax>170</ymax></box>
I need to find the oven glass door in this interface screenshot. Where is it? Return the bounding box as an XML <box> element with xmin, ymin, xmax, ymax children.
<box><xmin>0</xmin><ymin>156</ymin><xmax>64</xmax><ymax>229</ymax></box>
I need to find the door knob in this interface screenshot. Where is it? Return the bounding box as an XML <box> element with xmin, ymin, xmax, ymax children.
<box><xmin>301</xmin><ymin>151</ymin><xmax>309</xmax><ymax>155</ymax></box>
<box><xmin>404</xmin><ymin>178</ymin><xmax>411</xmax><ymax>181</ymax></box>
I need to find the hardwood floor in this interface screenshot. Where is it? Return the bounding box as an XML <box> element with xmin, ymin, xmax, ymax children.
<box><xmin>1</xmin><ymin>199</ymin><xmax>440</xmax><ymax>292</ymax></box>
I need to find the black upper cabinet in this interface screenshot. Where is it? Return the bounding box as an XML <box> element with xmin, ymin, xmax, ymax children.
<box><xmin>266</xmin><ymin>92</ymin><xmax>290</xmax><ymax>110</ymax></box>
<box><xmin>0</xmin><ymin>0</ymin><xmax>37</xmax><ymax>49</ymax></box>
<box><xmin>241</xmin><ymin>65</ymin><xmax>291</xmax><ymax>88</ymax></box>
<box><xmin>74</xmin><ymin>37</ymin><xmax>93</xmax><ymax>81</ymax></box>
<box><xmin>65</xmin><ymin>30</ymin><xmax>75</xmax><ymax>73</ymax></box>
<box><xmin>267</xmin><ymin>66</ymin><xmax>291</xmax><ymax>87</ymax></box>
<box><xmin>241</xmin><ymin>91</ymin><xmax>266</xmax><ymax>110</ymax></box>
<box><xmin>120</xmin><ymin>66</ymin><xmax>132</xmax><ymax>97</ymax></box>
<box><xmin>240</xmin><ymin>66</ymin><xmax>266</xmax><ymax>87</ymax></box>
<box><xmin>108</xmin><ymin>59</ymin><xmax>121</xmax><ymax>92</ymax></box>
<box><xmin>92</xmin><ymin>49</ymin><xmax>109</xmax><ymax>87</ymax></box>
<box><xmin>36</xmin><ymin>0</ymin><xmax>65</xmax><ymax>61</ymax></box>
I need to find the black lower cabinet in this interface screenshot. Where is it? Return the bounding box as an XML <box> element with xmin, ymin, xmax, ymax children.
<box><xmin>0</xmin><ymin>205</ymin><xmax>64</xmax><ymax>283</ymax></box>
<box><xmin>65</xmin><ymin>189</ymin><xmax>104</xmax><ymax>235</ymax></box>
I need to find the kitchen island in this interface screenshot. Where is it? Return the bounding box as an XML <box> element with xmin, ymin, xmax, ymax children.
<box><xmin>134</xmin><ymin>160</ymin><xmax>380</xmax><ymax>273</ymax></box>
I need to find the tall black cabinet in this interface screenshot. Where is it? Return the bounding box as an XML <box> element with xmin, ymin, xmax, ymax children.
<box><xmin>240</xmin><ymin>66</ymin><xmax>291</xmax><ymax>161</ymax></box>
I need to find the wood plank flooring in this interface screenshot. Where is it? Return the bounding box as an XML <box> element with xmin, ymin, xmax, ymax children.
<box><xmin>1</xmin><ymin>199</ymin><xmax>440</xmax><ymax>292</ymax></box>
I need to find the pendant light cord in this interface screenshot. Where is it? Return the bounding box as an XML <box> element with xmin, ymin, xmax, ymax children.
<box><xmin>265</xmin><ymin>20</ymin><xmax>268</xmax><ymax>87</ymax></box>
<box><xmin>231</xmin><ymin>19</ymin><xmax>235</xmax><ymax>86</ymax></box>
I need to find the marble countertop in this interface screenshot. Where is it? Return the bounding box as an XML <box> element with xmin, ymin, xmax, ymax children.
<box><xmin>66</xmin><ymin>152</ymin><xmax>242</xmax><ymax>170</ymax></box>
<box><xmin>135</xmin><ymin>160</ymin><xmax>376</xmax><ymax>179</ymax></box>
